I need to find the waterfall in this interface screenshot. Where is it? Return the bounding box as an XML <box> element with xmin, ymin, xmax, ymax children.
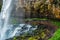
<box><xmin>0</xmin><ymin>0</ymin><xmax>37</xmax><ymax>40</ymax></box>
<box><xmin>0</xmin><ymin>0</ymin><xmax>14</xmax><ymax>40</ymax></box>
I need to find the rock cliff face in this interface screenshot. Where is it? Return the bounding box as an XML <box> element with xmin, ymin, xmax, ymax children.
<box><xmin>10</xmin><ymin>0</ymin><xmax>25</xmax><ymax>24</ymax></box>
<box><xmin>0</xmin><ymin>0</ymin><xmax>2</xmax><ymax>5</ymax></box>
<box><xmin>0</xmin><ymin>0</ymin><xmax>26</xmax><ymax>24</ymax></box>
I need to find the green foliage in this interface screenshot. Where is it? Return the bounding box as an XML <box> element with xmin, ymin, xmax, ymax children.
<box><xmin>25</xmin><ymin>18</ymin><xmax>47</xmax><ymax>21</ymax></box>
<box><xmin>11</xmin><ymin>18</ymin><xmax>18</xmax><ymax>24</ymax></box>
<box><xmin>50</xmin><ymin>20</ymin><xmax>60</xmax><ymax>28</ymax></box>
<box><xmin>11</xmin><ymin>22</ymin><xmax>55</xmax><ymax>40</ymax></box>
<box><xmin>13</xmin><ymin>37</ymin><xmax>17</xmax><ymax>40</ymax></box>
<box><xmin>41</xmin><ymin>32</ymin><xmax>46</xmax><ymax>39</ymax></box>
<box><xmin>28</xmin><ymin>37</ymin><xmax>37</xmax><ymax>40</ymax></box>
<box><xmin>49</xmin><ymin>29</ymin><xmax>60</xmax><ymax>40</ymax></box>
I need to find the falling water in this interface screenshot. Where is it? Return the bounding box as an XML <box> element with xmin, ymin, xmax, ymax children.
<box><xmin>0</xmin><ymin>0</ymin><xmax>14</xmax><ymax>40</ymax></box>
<box><xmin>0</xmin><ymin>0</ymin><xmax>37</xmax><ymax>40</ymax></box>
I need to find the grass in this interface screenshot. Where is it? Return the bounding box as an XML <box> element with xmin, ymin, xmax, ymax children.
<box><xmin>49</xmin><ymin>29</ymin><xmax>60</xmax><ymax>40</ymax></box>
<box><xmin>25</xmin><ymin>18</ymin><xmax>47</xmax><ymax>21</ymax></box>
<box><xmin>50</xmin><ymin>20</ymin><xmax>60</xmax><ymax>28</ymax></box>
<box><xmin>49</xmin><ymin>20</ymin><xmax>60</xmax><ymax>40</ymax></box>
